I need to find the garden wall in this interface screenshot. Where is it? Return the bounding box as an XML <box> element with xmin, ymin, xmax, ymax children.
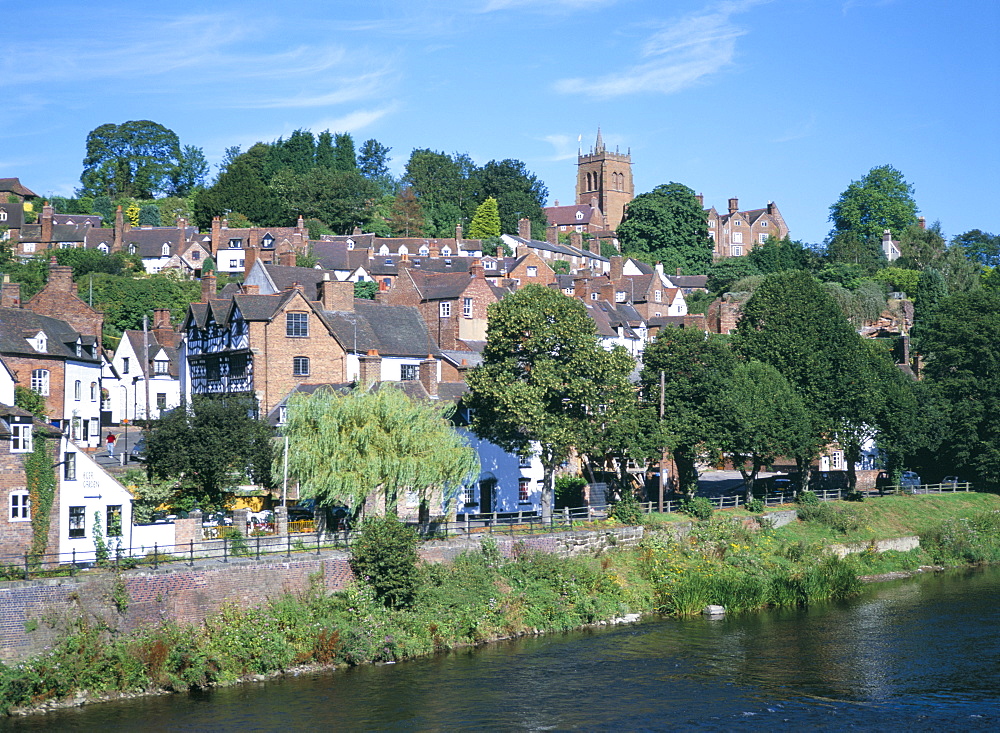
<box><xmin>0</xmin><ymin>526</ymin><xmax>644</xmax><ymax>663</ymax></box>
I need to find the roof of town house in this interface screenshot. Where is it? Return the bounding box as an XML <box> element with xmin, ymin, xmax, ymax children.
<box><xmin>440</xmin><ymin>349</ymin><xmax>484</xmax><ymax>370</ymax></box>
<box><xmin>52</xmin><ymin>213</ymin><xmax>102</xmax><ymax>228</ymax></box>
<box><xmin>404</xmin><ymin>270</ymin><xmax>477</xmax><ymax>301</ymax></box>
<box><xmin>119</xmin><ymin>226</ymin><xmax>198</xmax><ymax>257</ymax></box>
<box><xmin>17</xmin><ymin>223</ymin><xmax>89</xmax><ymax>244</ymax></box>
<box><xmin>122</xmin><ymin>330</ymin><xmax>182</xmax><ymax>378</ymax></box>
<box><xmin>0</xmin><ymin>307</ymin><xmax>99</xmax><ymax>361</ymax></box>
<box><xmin>544</xmin><ymin>204</ymin><xmax>600</xmax><ymax>227</ymax></box>
<box><xmin>505</xmin><ymin>234</ymin><xmax>610</xmax><ymax>264</ymax></box>
<box><xmin>186</xmin><ymin>290</ymin><xmax>302</xmax><ymax>329</ymax></box>
<box><xmin>0</xmin><ymin>178</ymin><xmax>38</xmax><ymax>199</ymax></box>
<box><xmin>319</xmin><ymin>300</ymin><xmax>441</xmax><ymax>358</ymax></box>
<box><xmin>260</xmin><ymin>264</ymin><xmax>334</xmax><ymax>295</ymax></box>
<box><xmin>670</xmin><ymin>275</ymin><xmax>709</xmax><ymax>289</ymax></box>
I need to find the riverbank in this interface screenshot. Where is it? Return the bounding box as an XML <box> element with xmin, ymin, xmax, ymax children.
<box><xmin>3</xmin><ymin>492</ymin><xmax>999</xmax><ymax>717</ymax></box>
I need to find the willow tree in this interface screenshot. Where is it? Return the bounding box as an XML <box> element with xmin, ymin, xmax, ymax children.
<box><xmin>282</xmin><ymin>385</ymin><xmax>478</xmax><ymax>519</ymax></box>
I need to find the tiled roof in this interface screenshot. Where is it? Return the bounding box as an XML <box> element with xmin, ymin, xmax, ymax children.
<box><xmin>0</xmin><ymin>178</ymin><xmax>38</xmax><ymax>198</ymax></box>
<box><xmin>0</xmin><ymin>307</ymin><xmax>99</xmax><ymax>361</ymax></box>
<box><xmin>320</xmin><ymin>300</ymin><xmax>439</xmax><ymax>358</ymax></box>
<box><xmin>544</xmin><ymin>204</ymin><xmax>598</xmax><ymax>226</ymax></box>
<box><xmin>406</xmin><ymin>270</ymin><xmax>473</xmax><ymax>301</ymax></box>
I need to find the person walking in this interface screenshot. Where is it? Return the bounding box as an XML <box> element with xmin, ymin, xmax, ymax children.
<box><xmin>106</xmin><ymin>432</ymin><xmax>116</xmax><ymax>457</ymax></box>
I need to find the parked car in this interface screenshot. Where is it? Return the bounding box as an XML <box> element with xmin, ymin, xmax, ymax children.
<box><xmin>900</xmin><ymin>471</ymin><xmax>921</xmax><ymax>490</ymax></box>
<box><xmin>770</xmin><ymin>478</ymin><xmax>797</xmax><ymax>495</ymax></box>
<box><xmin>942</xmin><ymin>475</ymin><xmax>961</xmax><ymax>488</ymax></box>
<box><xmin>130</xmin><ymin>436</ymin><xmax>147</xmax><ymax>462</ymax></box>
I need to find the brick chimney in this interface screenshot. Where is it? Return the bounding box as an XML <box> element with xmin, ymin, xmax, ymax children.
<box><xmin>455</xmin><ymin>223</ymin><xmax>463</xmax><ymax>241</ymax></box>
<box><xmin>570</xmin><ymin>231</ymin><xmax>583</xmax><ymax>251</ymax></box>
<box><xmin>610</xmin><ymin>255</ymin><xmax>624</xmax><ymax>282</ymax></box>
<box><xmin>470</xmin><ymin>260</ymin><xmax>484</xmax><ymax>280</ymax></box>
<box><xmin>496</xmin><ymin>246</ymin><xmax>504</xmax><ymax>259</ymax></box>
<box><xmin>600</xmin><ymin>281</ymin><xmax>614</xmax><ymax>303</ymax></box>
<box><xmin>573</xmin><ymin>277</ymin><xmax>592</xmax><ymax>300</ymax></box>
<box><xmin>546</xmin><ymin>225</ymin><xmax>558</xmax><ymax>245</ymax></box>
<box><xmin>244</xmin><ymin>243</ymin><xmax>258</xmax><ymax>277</ymax></box>
<box><xmin>279</xmin><ymin>249</ymin><xmax>297</xmax><ymax>267</ymax></box>
<box><xmin>589</xmin><ymin>239</ymin><xmax>601</xmax><ymax>257</ymax></box>
<box><xmin>696</xmin><ymin>193</ymin><xmax>704</xmax><ymax>208</ymax></box>
<box><xmin>152</xmin><ymin>308</ymin><xmax>172</xmax><ymax>332</ymax></box>
<box><xmin>40</xmin><ymin>202</ymin><xmax>54</xmax><ymax>243</ymax></box>
<box><xmin>47</xmin><ymin>258</ymin><xmax>75</xmax><ymax>293</ymax></box>
<box><xmin>918</xmin><ymin>217</ymin><xmax>926</xmax><ymax>229</ymax></box>
<box><xmin>358</xmin><ymin>349</ymin><xmax>382</xmax><ymax>384</ymax></box>
<box><xmin>728</xmin><ymin>197</ymin><xmax>739</xmax><ymax>215</ymax></box>
<box><xmin>518</xmin><ymin>218</ymin><xmax>532</xmax><ymax>240</ymax></box>
<box><xmin>1</xmin><ymin>277</ymin><xmax>20</xmax><ymax>308</ymax></box>
<box><xmin>243</xmin><ymin>284</ymin><xmax>259</xmax><ymax>295</ymax></box>
<box><xmin>201</xmin><ymin>273</ymin><xmax>217</xmax><ymax>303</ymax></box>
<box><xmin>113</xmin><ymin>206</ymin><xmax>125</xmax><ymax>252</ymax></box>
<box><xmin>419</xmin><ymin>355</ymin><xmax>438</xmax><ymax>398</ymax></box>
<box><xmin>211</xmin><ymin>216</ymin><xmax>222</xmax><ymax>255</ymax></box>
<box><xmin>319</xmin><ymin>275</ymin><xmax>354</xmax><ymax>312</ymax></box>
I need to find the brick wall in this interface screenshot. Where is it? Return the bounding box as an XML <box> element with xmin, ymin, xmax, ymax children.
<box><xmin>0</xmin><ymin>526</ymin><xmax>644</xmax><ymax>662</ymax></box>
<box><xmin>24</xmin><ymin>265</ymin><xmax>104</xmax><ymax>343</ymax></box>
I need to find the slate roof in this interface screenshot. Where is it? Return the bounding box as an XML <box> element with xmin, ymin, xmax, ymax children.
<box><xmin>53</xmin><ymin>214</ymin><xmax>102</xmax><ymax>227</ymax></box>
<box><xmin>319</xmin><ymin>300</ymin><xmax>440</xmax><ymax>358</ymax></box>
<box><xmin>123</xmin><ymin>330</ymin><xmax>182</xmax><ymax>378</ymax></box>
<box><xmin>261</xmin><ymin>264</ymin><xmax>332</xmax><ymax>295</ymax></box>
<box><xmin>545</xmin><ymin>204</ymin><xmax>599</xmax><ymax>227</ymax></box>
<box><xmin>506</xmin><ymin>235</ymin><xmax>609</xmax><ymax>263</ymax></box>
<box><xmin>0</xmin><ymin>178</ymin><xmax>38</xmax><ymax>198</ymax></box>
<box><xmin>120</xmin><ymin>226</ymin><xmax>198</xmax><ymax>257</ymax></box>
<box><xmin>0</xmin><ymin>307</ymin><xmax>99</xmax><ymax>361</ymax></box>
<box><xmin>670</xmin><ymin>275</ymin><xmax>709</xmax><ymax>290</ymax></box>
<box><xmin>18</xmin><ymin>223</ymin><xmax>89</xmax><ymax>244</ymax></box>
<box><xmin>405</xmin><ymin>270</ymin><xmax>474</xmax><ymax>301</ymax></box>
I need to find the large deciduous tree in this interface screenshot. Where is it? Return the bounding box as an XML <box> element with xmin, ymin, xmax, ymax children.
<box><xmin>169</xmin><ymin>145</ymin><xmax>210</xmax><ymax>196</ymax></box>
<box><xmin>828</xmin><ymin>164</ymin><xmax>919</xmax><ymax>244</ymax></box>
<box><xmin>404</xmin><ymin>149</ymin><xmax>478</xmax><ymax>237</ymax></box>
<box><xmin>145</xmin><ymin>396</ymin><xmax>275</xmax><ymax>509</ymax></box>
<box><xmin>617</xmin><ymin>182</ymin><xmax>713</xmax><ymax>274</ymax></box>
<box><xmin>639</xmin><ymin>327</ymin><xmax>737</xmax><ymax>498</ymax></box>
<box><xmin>282</xmin><ymin>385</ymin><xmax>478</xmax><ymax>519</ymax></box>
<box><xmin>474</xmin><ymin>159</ymin><xmax>548</xmax><ymax>237</ymax></box>
<box><xmin>918</xmin><ymin>290</ymin><xmax>1000</xmax><ymax>489</ymax></box>
<box><xmin>80</xmin><ymin>120</ymin><xmax>182</xmax><ymax>199</ymax></box>
<box><xmin>465</xmin><ymin>285</ymin><xmax>634</xmax><ymax>517</ymax></box>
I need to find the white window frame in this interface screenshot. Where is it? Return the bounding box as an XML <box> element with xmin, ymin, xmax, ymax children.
<box><xmin>31</xmin><ymin>369</ymin><xmax>49</xmax><ymax>396</ymax></box>
<box><xmin>732</xmin><ymin>231</ymin><xmax>743</xmax><ymax>244</ymax></box>
<box><xmin>439</xmin><ymin>302</ymin><xmax>451</xmax><ymax>318</ymax></box>
<box><xmin>463</xmin><ymin>297</ymin><xmax>473</xmax><ymax>318</ymax></box>
<box><xmin>74</xmin><ymin>380</ymin><xmax>82</xmax><ymax>401</ymax></box>
<box><xmin>400</xmin><ymin>364</ymin><xmax>419</xmax><ymax>381</ymax></box>
<box><xmin>286</xmin><ymin>312</ymin><xmax>309</xmax><ymax>337</ymax></box>
<box><xmin>9</xmin><ymin>491</ymin><xmax>30</xmax><ymax>521</ymax></box>
<box><xmin>526</xmin><ymin>266</ymin><xmax>537</xmax><ymax>277</ymax></box>
<box><xmin>11</xmin><ymin>424</ymin><xmax>32</xmax><ymax>453</ymax></box>
<box><xmin>731</xmin><ymin>245</ymin><xmax>743</xmax><ymax>256</ymax></box>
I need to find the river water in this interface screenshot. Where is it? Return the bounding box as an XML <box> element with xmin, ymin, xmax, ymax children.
<box><xmin>6</xmin><ymin>566</ymin><xmax>999</xmax><ymax>731</ymax></box>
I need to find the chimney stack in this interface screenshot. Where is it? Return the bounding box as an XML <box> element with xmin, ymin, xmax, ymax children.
<box><xmin>728</xmin><ymin>197</ymin><xmax>739</xmax><ymax>215</ymax></box>
<box><xmin>455</xmin><ymin>223</ymin><xmax>463</xmax><ymax>241</ymax></box>
<box><xmin>358</xmin><ymin>349</ymin><xmax>382</xmax><ymax>384</ymax></box>
<box><xmin>518</xmin><ymin>218</ymin><xmax>532</xmax><ymax>240</ymax></box>
<box><xmin>570</xmin><ymin>231</ymin><xmax>583</xmax><ymax>251</ymax></box>
<box><xmin>211</xmin><ymin>216</ymin><xmax>221</xmax><ymax>255</ymax></box>
<box><xmin>419</xmin><ymin>355</ymin><xmax>438</xmax><ymax>398</ymax></box>
<box><xmin>113</xmin><ymin>206</ymin><xmax>125</xmax><ymax>252</ymax></box>
<box><xmin>319</xmin><ymin>275</ymin><xmax>355</xmax><ymax>312</ymax></box>
<box><xmin>610</xmin><ymin>255</ymin><xmax>623</xmax><ymax>282</ymax></box>
<box><xmin>201</xmin><ymin>273</ymin><xmax>217</xmax><ymax>303</ymax></box>
<box><xmin>1</xmin><ymin>276</ymin><xmax>21</xmax><ymax>308</ymax></box>
<box><xmin>153</xmin><ymin>308</ymin><xmax>172</xmax><ymax>332</ymax></box>
<box><xmin>918</xmin><ymin>217</ymin><xmax>926</xmax><ymax>229</ymax></box>
<box><xmin>40</xmin><ymin>202</ymin><xmax>54</xmax><ymax>243</ymax></box>
<box><xmin>46</xmin><ymin>258</ymin><xmax>75</xmax><ymax>293</ymax></box>
<box><xmin>243</xmin><ymin>284</ymin><xmax>259</xmax><ymax>295</ymax></box>
<box><xmin>696</xmin><ymin>193</ymin><xmax>704</xmax><ymax>207</ymax></box>
<box><xmin>470</xmin><ymin>260</ymin><xmax>484</xmax><ymax>280</ymax></box>
<box><xmin>279</xmin><ymin>249</ymin><xmax>297</xmax><ymax>267</ymax></box>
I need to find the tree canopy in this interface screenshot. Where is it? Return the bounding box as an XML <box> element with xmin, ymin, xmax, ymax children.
<box><xmin>145</xmin><ymin>396</ymin><xmax>275</xmax><ymax>510</ymax></box>
<box><xmin>828</xmin><ymin>164</ymin><xmax>919</xmax><ymax>243</ymax></box>
<box><xmin>465</xmin><ymin>285</ymin><xmax>634</xmax><ymax>516</ymax></box>
<box><xmin>79</xmin><ymin>120</ymin><xmax>182</xmax><ymax>199</ymax></box>
<box><xmin>617</xmin><ymin>182</ymin><xmax>713</xmax><ymax>274</ymax></box>
<box><xmin>282</xmin><ymin>385</ymin><xmax>478</xmax><ymax>518</ymax></box>
<box><xmin>468</xmin><ymin>196</ymin><xmax>501</xmax><ymax>239</ymax></box>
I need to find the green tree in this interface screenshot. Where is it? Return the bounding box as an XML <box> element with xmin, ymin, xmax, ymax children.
<box><xmin>194</xmin><ymin>143</ymin><xmax>285</xmax><ymax>229</ymax></box>
<box><xmin>717</xmin><ymin>361</ymin><xmax>814</xmax><ymax>503</ymax></box>
<box><xmin>14</xmin><ymin>385</ymin><xmax>46</xmax><ymax>417</ymax></box>
<box><xmin>354</xmin><ymin>280</ymin><xmax>378</xmax><ymax>299</ymax></box>
<box><xmin>404</xmin><ymin>149</ymin><xmax>478</xmax><ymax>237</ymax></box>
<box><xmin>466</xmin><ymin>285</ymin><xmax>635</xmax><ymax>517</ymax></box>
<box><xmin>91</xmin><ymin>195</ymin><xmax>114</xmax><ymax>224</ymax></box>
<box><xmin>169</xmin><ymin>145</ymin><xmax>210</xmax><ymax>196</ymax></box>
<box><xmin>747</xmin><ymin>236</ymin><xmax>814</xmax><ymax>274</ymax></box>
<box><xmin>474</xmin><ymin>159</ymin><xmax>548</xmax><ymax>237</ymax></box>
<box><xmin>732</xmin><ymin>270</ymin><xmax>876</xmax><ymax>489</ymax></box>
<box><xmin>282</xmin><ymin>385</ymin><xmax>478</xmax><ymax>518</ymax></box>
<box><xmin>825</xmin><ymin>230</ymin><xmax>886</xmax><ymax>272</ymax></box>
<box><xmin>139</xmin><ymin>204</ymin><xmax>161</xmax><ymax>226</ymax></box>
<box><xmin>468</xmin><ymin>196</ymin><xmax>501</xmax><ymax>239</ymax></box>
<box><xmin>952</xmin><ymin>229</ymin><xmax>1000</xmax><ymax>268</ymax></box>
<box><xmin>145</xmin><ymin>396</ymin><xmax>275</xmax><ymax>509</ymax></box>
<box><xmin>271</xmin><ymin>167</ymin><xmax>378</xmax><ymax>235</ymax></box>
<box><xmin>828</xmin><ymin>164</ymin><xmax>919</xmax><ymax>243</ymax></box>
<box><xmin>86</xmin><ymin>272</ymin><xmax>200</xmax><ymax>341</ymax></box>
<box><xmin>358</xmin><ymin>139</ymin><xmax>392</xmax><ymax>180</ymax></box>
<box><xmin>79</xmin><ymin>120</ymin><xmax>182</xmax><ymax>199</ymax></box>
<box><xmin>349</xmin><ymin>515</ymin><xmax>420</xmax><ymax>609</ymax></box>
<box><xmin>333</xmin><ymin>133</ymin><xmax>357</xmax><ymax>172</ymax></box>
<box><xmin>918</xmin><ymin>290</ymin><xmax>1000</xmax><ymax>489</ymax></box>
<box><xmin>706</xmin><ymin>257</ymin><xmax>761</xmax><ymax>294</ymax></box>
<box><xmin>639</xmin><ymin>328</ymin><xmax>737</xmax><ymax>498</ymax></box>
<box><xmin>873</xmin><ymin>267</ymin><xmax>920</xmax><ymax>297</ymax></box>
<box><xmin>617</xmin><ymin>182</ymin><xmax>713</xmax><ymax>273</ymax></box>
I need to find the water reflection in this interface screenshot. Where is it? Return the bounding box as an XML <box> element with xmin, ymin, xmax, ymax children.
<box><xmin>3</xmin><ymin>567</ymin><xmax>999</xmax><ymax>731</ymax></box>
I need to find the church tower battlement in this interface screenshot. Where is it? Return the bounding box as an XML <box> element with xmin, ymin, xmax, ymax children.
<box><xmin>575</xmin><ymin>128</ymin><xmax>634</xmax><ymax>232</ymax></box>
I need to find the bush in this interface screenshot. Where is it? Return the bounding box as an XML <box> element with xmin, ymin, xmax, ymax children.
<box><xmin>796</xmin><ymin>490</ymin><xmax>819</xmax><ymax>506</ymax></box>
<box><xmin>680</xmin><ymin>496</ymin><xmax>714</xmax><ymax>521</ymax></box>
<box><xmin>555</xmin><ymin>475</ymin><xmax>587</xmax><ymax>509</ymax></box>
<box><xmin>746</xmin><ymin>498</ymin><xmax>765</xmax><ymax>514</ymax></box>
<box><xmin>609</xmin><ymin>490</ymin><xmax>643</xmax><ymax>525</ymax></box>
<box><xmin>349</xmin><ymin>515</ymin><xmax>420</xmax><ymax>609</ymax></box>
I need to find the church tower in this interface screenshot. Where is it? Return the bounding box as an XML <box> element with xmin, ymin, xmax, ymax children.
<box><xmin>575</xmin><ymin>128</ymin><xmax>634</xmax><ymax>232</ymax></box>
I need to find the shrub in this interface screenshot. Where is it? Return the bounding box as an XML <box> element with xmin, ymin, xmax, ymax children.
<box><xmin>746</xmin><ymin>498</ymin><xmax>765</xmax><ymax>514</ymax></box>
<box><xmin>555</xmin><ymin>475</ymin><xmax>587</xmax><ymax>509</ymax></box>
<box><xmin>797</xmin><ymin>490</ymin><xmax>819</xmax><ymax>505</ymax></box>
<box><xmin>350</xmin><ymin>515</ymin><xmax>420</xmax><ymax>609</ymax></box>
<box><xmin>681</xmin><ymin>496</ymin><xmax>714</xmax><ymax>521</ymax></box>
<box><xmin>609</xmin><ymin>490</ymin><xmax>643</xmax><ymax>525</ymax></box>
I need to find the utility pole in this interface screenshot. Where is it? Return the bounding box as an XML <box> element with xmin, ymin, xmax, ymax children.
<box><xmin>659</xmin><ymin>370</ymin><xmax>665</xmax><ymax>513</ymax></box>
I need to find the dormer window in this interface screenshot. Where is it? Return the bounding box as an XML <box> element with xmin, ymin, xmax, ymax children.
<box><xmin>161</xmin><ymin>243</ymin><xmax>170</xmax><ymax>256</ymax></box>
<box><xmin>575</xmin><ymin>211</ymin><xmax>584</xmax><ymax>220</ymax></box>
<box><xmin>75</xmin><ymin>340</ymin><xmax>83</xmax><ymax>357</ymax></box>
<box><xmin>419</xmin><ymin>245</ymin><xmax>429</xmax><ymax>256</ymax></box>
<box><xmin>616</xmin><ymin>291</ymin><xmax>626</xmax><ymax>303</ymax></box>
<box><xmin>129</xmin><ymin>244</ymin><xmax>138</xmax><ymax>255</ymax></box>
<box><xmin>229</xmin><ymin>238</ymin><xmax>242</xmax><ymax>249</ymax></box>
<box><xmin>154</xmin><ymin>359</ymin><xmax>169</xmax><ymax>375</ymax></box>
<box><xmin>262</xmin><ymin>234</ymin><xmax>275</xmax><ymax>248</ymax></box>
<box><xmin>379</xmin><ymin>245</ymin><xmax>390</xmax><ymax>256</ymax></box>
<box><xmin>441</xmin><ymin>246</ymin><xmax>451</xmax><ymax>256</ymax></box>
<box><xmin>29</xmin><ymin>331</ymin><xmax>47</xmax><ymax>352</ymax></box>
<box><xmin>398</xmin><ymin>245</ymin><xmax>409</xmax><ymax>256</ymax></box>
<box><xmin>346</xmin><ymin>238</ymin><xmax>355</xmax><ymax>250</ymax></box>
<box><xmin>484</xmin><ymin>260</ymin><xmax>496</xmax><ymax>270</ymax></box>
<box><xmin>98</xmin><ymin>242</ymin><xmax>110</xmax><ymax>253</ymax></box>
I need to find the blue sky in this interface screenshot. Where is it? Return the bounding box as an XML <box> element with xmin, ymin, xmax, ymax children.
<box><xmin>2</xmin><ymin>0</ymin><xmax>997</xmax><ymax>244</ymax></box>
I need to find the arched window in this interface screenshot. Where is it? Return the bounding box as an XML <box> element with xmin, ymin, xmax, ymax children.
<box><xmin>161</xmin><ymin>243</ymin><xmax>170</xmax><ymax>256</ymax></box>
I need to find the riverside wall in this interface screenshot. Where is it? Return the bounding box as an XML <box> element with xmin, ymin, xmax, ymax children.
<box><xmin>0</xmin><ymin>526</ymin><xmax>644</xmax><ymax>663</ymax></box>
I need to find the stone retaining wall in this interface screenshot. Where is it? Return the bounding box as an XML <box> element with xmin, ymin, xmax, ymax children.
<box><xmin>0</xmin><ymin>526</ymin><xmax>644</xmax><ymax>663</ymax></box>
<box><xmin>827</xmin><ymin>535</ymin><xmax>920</xmax><ymax>558</ymax></box>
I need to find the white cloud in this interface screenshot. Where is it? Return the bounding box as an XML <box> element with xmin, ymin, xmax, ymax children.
<box><xmin>554</xmin><ymin>0</ymin><xmax>767</xmax><ymax>99</ymax></box>
<box><xmin>540</xmin><ymin>134</ymin><xmax>580</xmax><ymax>161</ymax></box>
<box><xmin>308</xmin><ymin>107</ymin><xmax>399</xmax><ymax>134</ymax></box>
